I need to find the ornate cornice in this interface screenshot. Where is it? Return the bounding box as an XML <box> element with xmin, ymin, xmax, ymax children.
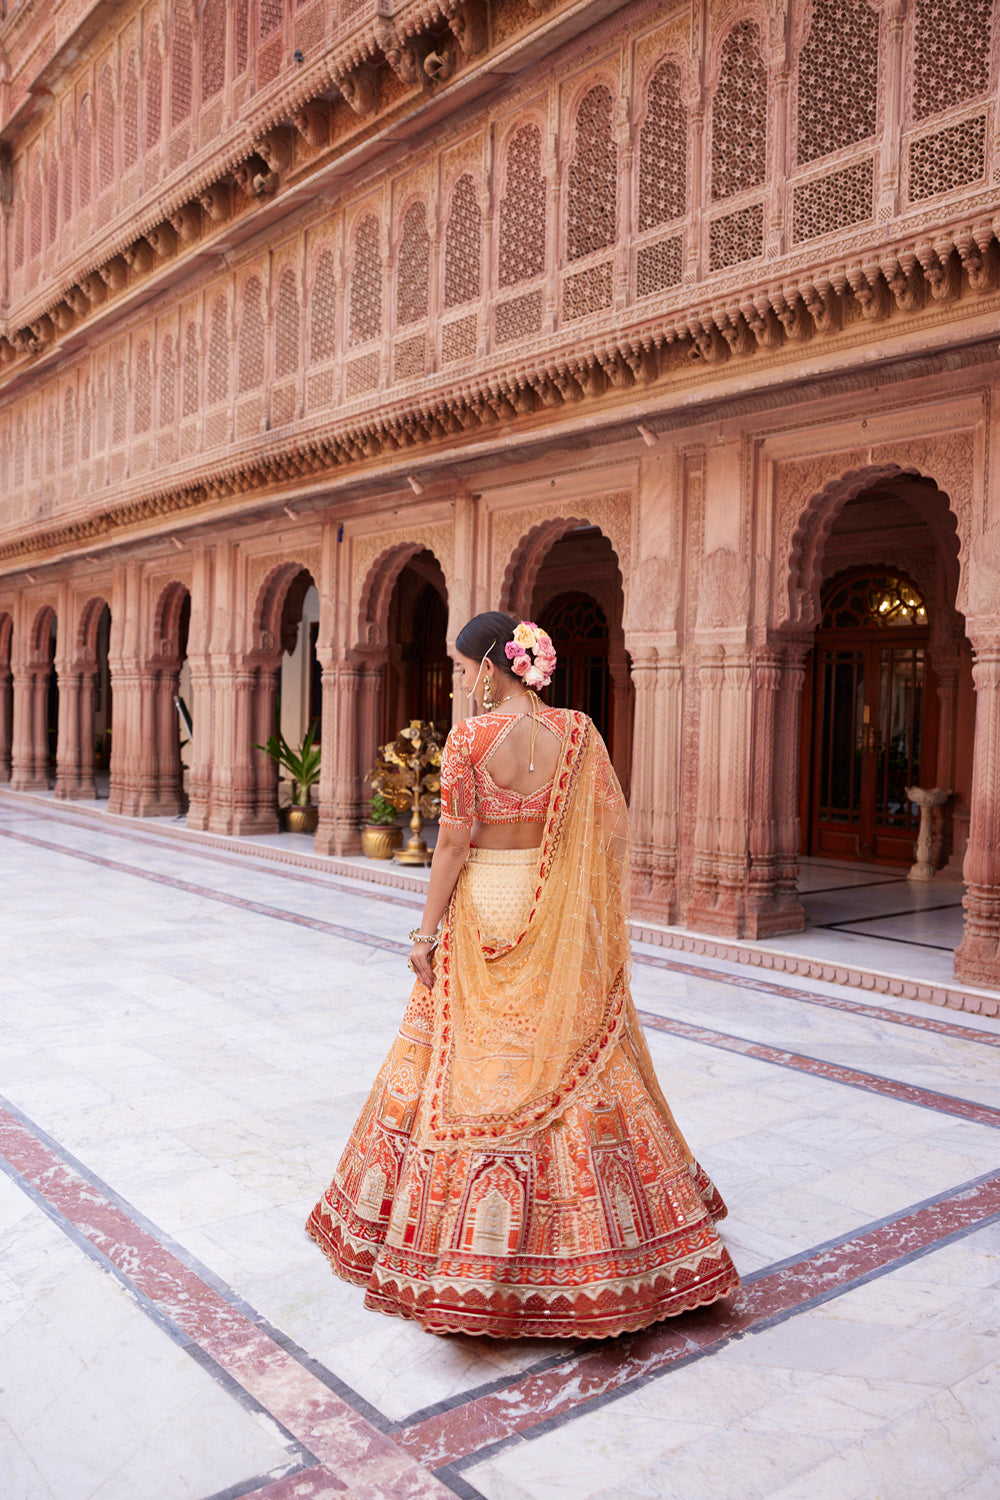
<box><xmin>1</xmin><ymin>273</ymin><xmax>996</xmax><ymax>575</ymax></box>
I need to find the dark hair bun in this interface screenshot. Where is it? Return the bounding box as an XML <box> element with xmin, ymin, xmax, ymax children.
<box><xmin>455</xmin><ymin>611</ymin><xmax>519</xmax><ymax>676</ymax></box>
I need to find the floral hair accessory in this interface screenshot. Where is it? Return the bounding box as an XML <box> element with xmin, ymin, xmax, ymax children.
<box><xmin>504</xmin><ymin>620</ymin><xmax>557</xmax><ymax>690</ymax></box>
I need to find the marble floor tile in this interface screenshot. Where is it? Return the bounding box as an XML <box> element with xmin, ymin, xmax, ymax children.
<box><xmin>2</xmin><ymin>800</ymin><xmax>999</xmax><ymax>1500</ymax></box>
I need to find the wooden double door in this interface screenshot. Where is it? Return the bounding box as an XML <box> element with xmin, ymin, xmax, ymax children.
<box><xmin>809</xmin><ymin>623</ymin><xmax>931</xmax><ymax>866</ymax></box>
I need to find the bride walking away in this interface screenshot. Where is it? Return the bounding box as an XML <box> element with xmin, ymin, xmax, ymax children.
<box><xmin>307</xmin><ymin>611</ymin><xmax>739</xmax><ymax>1338</ymax></box>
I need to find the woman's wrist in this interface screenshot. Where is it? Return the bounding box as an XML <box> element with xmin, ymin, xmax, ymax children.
<box><xmin>408</xmin><ymin>927</ymin><xmax>439</xmax><ymax>944</ymax></box>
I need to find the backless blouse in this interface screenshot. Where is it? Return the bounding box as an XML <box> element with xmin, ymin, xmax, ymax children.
<box><xmin>438</xmin><ymin>707</ymin><xmax>570</xmax><ymax>829</ymax></box>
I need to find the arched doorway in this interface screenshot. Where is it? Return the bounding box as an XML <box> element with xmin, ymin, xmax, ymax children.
<box><xmin>250</xmin><ymin>565</ymin><xmax>319</xmax><ymax>829</ymax></box>
<box><xmin>126</xmin><ymin>581</ymin><xmax>191</xmax><ymax>818</ymax></box>
<box><xmin>806</xmin><ymin>570</ymin><xmax>931</xmax><ymax>864</ymax></box>
<box><xmin>0</xmin><ymin>612</ymin><xmax>13</xmax><ymax>782</ymax></box>
<box><xmin>793</xmin><ymin>474</ymin><xmax>970</xmax><ymax>875</ymax></box>
<box><xmin>94</xmin><ymin>603</ymin><xmax>112</xmax><ymax>787</ymax></box>
<box><xmin>538</xmin><ymin>591</ymin><xmax>611</xmax><ymax>742</ymax></box>
<box><xmin>524</xmin><ymin>527</ymin><xmax>632</xmax><ymax>795</ymax></box>
<box><xmin>382</xmin><ymin>551</ymin><xmax>449</xmax><ymax>741</ymax></box>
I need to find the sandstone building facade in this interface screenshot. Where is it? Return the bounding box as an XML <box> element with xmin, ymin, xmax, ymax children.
<box><xmin>0</xmin><ymin>0</ymin><xmax>998</xmax><ymax>987</ymax></box>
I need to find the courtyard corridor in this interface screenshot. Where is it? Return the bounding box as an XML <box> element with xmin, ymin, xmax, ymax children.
<box><xmin>1</xmin><ymin>799</ymin><xmax>999</xmax><ymax>1500</ymax></box>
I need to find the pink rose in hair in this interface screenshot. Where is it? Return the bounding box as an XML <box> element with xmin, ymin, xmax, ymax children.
<box><xmin>510</xmin><ymin>653</ymin><xmax>531</xmax><ymax>678</ymax></box>
<box><xmin>524</xmin><ymin>664</ymin><xmax>546</xmax><ymax>689</ymax></box>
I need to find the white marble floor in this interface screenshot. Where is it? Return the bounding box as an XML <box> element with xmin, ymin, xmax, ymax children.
<box><xmin>0</xmin><ymin>799</ymin><xmax>997</xmax><ymax>1499</ymax></box>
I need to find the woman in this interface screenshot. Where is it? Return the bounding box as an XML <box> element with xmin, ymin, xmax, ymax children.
<box><xmin>307</xmin><ymin>611</ymin><xmax>739</xmax><ymax>1338</ymax></box>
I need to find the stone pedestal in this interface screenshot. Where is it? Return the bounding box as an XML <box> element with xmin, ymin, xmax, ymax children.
<box><xmin>905</xmin><ymin>786</ymin><xmax>950</xmax><ymax>880</ymax></box>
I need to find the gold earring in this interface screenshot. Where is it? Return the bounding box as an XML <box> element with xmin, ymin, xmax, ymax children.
<box><xmin>482</xmin><ymin>671</ymin><xmax>494</xmax><ymax>710</ymax></box>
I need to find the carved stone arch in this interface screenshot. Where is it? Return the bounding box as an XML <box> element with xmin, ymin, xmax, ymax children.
<box><xmin>634</xmin><ymin>48</ymin><xmax>693</xmax><ymax>119</ymax></box>
<box><xmin>498</xmin><ymin>515</ymin><xmax>627</xmax><ymax>620</ymax></box>
<box><xmin>497</xmin><ymin>111</ymin><xmax>547</xmax><ymax>186</ymax></box>
<box><xmin>564</xmin><ymin>69</ymin><xmax>619</xmax><ymax>130</ymax></box>
<box><xmin>252</xmin><ymin>560</ymin><xmax>317</xmax><ymax>660</ymax></box>
<box><xmin>151</xmin><ymin>579</ymin><xmax>191</xmax><ymax>666</ymax></box>
<box><xmin>0</xmin><ymin>611</ymin><xmax>14</xmax><ymax>666</ymax></box>
<box><xmin>76</xmin><ymin>595</ymin><xmax>111</xmax><ymax>665</ymax></box>
<box><xmin>783</xmin><ymin>461</ymin><xmax>962</xmax><ymax>631</ymax></box>
<box><xmin>29</xmin><ymin>604</ymin><xmax>58</xmax><ymax>664</ymax></box>
<box><xmin>705</xmin><ymin>5</ymin><xmax>771</xmax><ymax>83</ymax></box>
<box><xmin>356</xmin><ymin>540</ymin><xmax>433</xmax><ymax>649</ymax></box>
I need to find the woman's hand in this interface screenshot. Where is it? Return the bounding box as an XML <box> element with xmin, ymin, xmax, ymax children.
<box><xmin>409</xmin><ymin>941</ymin><xmax>436</xmax><ymax>989</ymax></box>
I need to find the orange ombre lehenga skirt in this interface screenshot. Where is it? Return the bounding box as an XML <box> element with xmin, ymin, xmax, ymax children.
<box><xmin>306</xmin><ymin>717</ymin><xmax>739</xmax><ymax>1339</ymax></box>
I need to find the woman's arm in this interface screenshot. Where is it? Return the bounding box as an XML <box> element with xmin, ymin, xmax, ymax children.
<box><xmin>408</xmin><ymin>825</ymin><xmax>471</xmax><ymax>987</ymax></box>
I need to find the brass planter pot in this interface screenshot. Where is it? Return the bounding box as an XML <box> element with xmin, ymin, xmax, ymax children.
<box><xmin>361</xmin><ymin>824</ymin><xmax>403</xmax><ymax>860</ymax></box>
<box><xmin>286</xmin><ymin>805</ymin><xmax>319</xmax><ymax>835</ymax></box>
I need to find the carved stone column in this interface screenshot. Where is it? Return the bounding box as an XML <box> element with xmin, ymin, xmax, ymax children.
<box><xmin>745</xmin><ymin>641</ymin><xmax>808</xmax><ymax>938</ymax></box>
<box><xmin>713</xmin><ymin>648</ymin><xmax>752</xmax><ymax>933</ymax></box>
<box><xmin>687</xmin><ymin>646</ymin><xmax>724</xmax><ymax>931</ymax></box>
<box><xmin>630</xmin><ymin>645</ymin><xmax>682</xmax><ymax>926</ymax></box>
<box><xmin>77</xmin><ymin>667</ymin><xmax>98</xmax><ymax>799</ymax></box>
<box><xmin>0</xmin><ymin>669</ymin><xmax>12</xmax><ymax>782</ymax></box>
<box><xmin>608</xmin><ymin>656</ymin><xmax>633</xmax><ymax>802</ymax></box>
<box><xmin>185</xmin><ymin>657</ymin><xmax>213</xmax><ymax>830</ymax></box>
<box><xmin>318</xmin><ymin>658</ymin><xmax>364</xmax><ymax>856</ymax></box>
<box><xmin>54</xmin><ymin>670</ymin><xmax>83</xmax><ymax>799</ymax></box>
<box><xmin>252</xmin><ymin>663</ymin><xmax>281</xmax><ymax>830</ymax></box>
<box><xmin>10</xmin><ymin>668</ymin><xmax>43</xmax><ymax>790</ymax></box>
<box><xmin>955</xmin><ymin>630</ymin><xmax>1000</xmax><ymax>987</ymax></box>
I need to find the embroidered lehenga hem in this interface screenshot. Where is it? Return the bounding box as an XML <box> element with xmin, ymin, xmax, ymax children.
<box><xmin>306</xmin><ymin>711</ymin><xmax>739</xmax><ymax>1338</ymax></box>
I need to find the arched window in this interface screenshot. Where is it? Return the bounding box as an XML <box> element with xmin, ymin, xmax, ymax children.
<box><xmin>914</xmin><ymin>0</ymin><xmax>991</xmax><ymax>119</ymax></box>
<box><xmin>396</xmin><ymin>202</ymin><xmax>429</xmax><ymax>327</ymax></box>
<box><xmin>122</xmin><ymin>49</ymin><xmax>141</xmax><ymax>169</ymax></box>
<box><xmin>182</xmin><ymin>324</ymin><xmax>200</xmax><ymax>417</ymax></box>
<box><xmin>61</xmin><ymin>126</ymin><xmax>74</xmax><ymax>225</ymax></box>
<box><xmin>62</xmin><ymin>388</ymin><xmax>76</xmax><ymax>470</ymax></box>
<box><xmin>310</xmin><ymin>249</ymin><xmax>337</xmax><ymax>362</ymax></box>
<box><xmin>46</xmin><ymin>143</ymin><xmax>60</xmax><ymax>246</ymax></box>
<box><xmin>275</xmin><ymin>269</ymin><xmax>300</xmax><ymax>378</ymax></box>
<box><xmin>80</xmin><ymin>381</ymin><xmax>92</xmax><ymax>462</ymax></box>
<box><xmin>207</xmin><ymin>296</ymin><xmax>230</xmax><ymax>404</ymax></box>
<box><xmin>159</xmin><ymin>336</ymin><xmax>176</xmax><ymax>429</ymax></box>
<box><xmin>97</xmin><ymin>65</ymin><xmax>115</xmax><ymax>193</ymax></box>
<box><xmin>170</xmin><ymin>7</ymin><xmax>194</xmax><ymax>129</ymax></box>
<box><xmin>566</xmin><ymin>85</ymin><xmax>617</xmax><ymax>261</ymax></box>
<box><xmin>134</xmin><ymin>339</ymin><xmax>153</xmax><ymax>434</ymax></box>
<box><xmin>145</xmin><ymin>28</ymin><xmax>163</xmax><ymax>149</ymax></box>
<box><xmin>259</xmin><ymin>0</ymin><xmax>283</xmax><ymax>39</ymax></box>
<box><xmin>237</xmin><ymin>276</ymin><xmax>265</xmax><ymax>392</ymax></box>
<box><xmin>796</xmin><ymin>0</ymin><xmax>877</xmax><ymax>164</ymax></box>
<box><xmin>444</xmin><ymin>175</ymin><xmax>481</xmax><ymax>308</ymax></box>
<box><xmin>201</xmin><ymin>0</ymin><xmax>227</xmax><ymax>102</ymax></box>
<box><xmin>112</xmin><ymin>359</ymin><xmax>128</xmax><ymax>446</ymax></box>
<box><xmin>235</xmin><ymin>0</ymin><xmax>250</xmax><ymax>74</ymax></box>
<box><xmin>711</xmin><ymin>21</ymin><xmax>767</xmax><ymax>200</ymax></box>
<box><xmin>77</xmin><ymin>97</ymin><xmax>93</xmax><ymax>208</ymax></box>
<box><xmin>349</xmin><ymin>215</ymin><xmax>382</xmax><ymax>345</ymax></box>
<box><xmin>638</xmin><ymin>61</ymin><xmax>687</xmax><ymax>230</ymax></box>
<box><xmin>498</xmin><ymin>124</ymin><xmax>546</xmax><ymax>288</ymax></box>
<box><xmin>28</xmin><ymin>155</ymin><xmax>43</xmax><ymax>260</ymax></box>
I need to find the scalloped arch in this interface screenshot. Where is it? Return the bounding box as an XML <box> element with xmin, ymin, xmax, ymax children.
<box><xmin>253</xmin><ymin>561</ymin><xmax>316</xmax><ymax>657</ymax></box>
<box><xmin>356</xmin><ymin>540</ymin><xmax>448</xmax><ymax>649</ymax></box>
<box><xmin>499</xmin><ymin>516</ymin><xmax>625</xmax><ymax>619</ymax></box>
<box><xmin>783</xmin><ymin>463</ymin><xmax>962</xmax><ymax>630</ymax></box>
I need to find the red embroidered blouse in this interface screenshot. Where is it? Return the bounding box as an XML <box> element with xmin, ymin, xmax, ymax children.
<box><xmin>438</xmin><ymin>707</ymin><xmax>570</xmax><ymax>828</ymax></box>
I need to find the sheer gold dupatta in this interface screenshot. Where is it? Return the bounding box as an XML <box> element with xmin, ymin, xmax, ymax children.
<box><xmin>426</xmin><ymin>711</ymin><xmax>687</xmax><ymax>1150</ymax></box>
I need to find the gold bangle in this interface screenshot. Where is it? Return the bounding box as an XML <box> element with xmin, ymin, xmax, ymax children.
<box><xmin>408</xmin><ymin>928</ymin><xmax>438</xmax><ymax>944</ymax></box>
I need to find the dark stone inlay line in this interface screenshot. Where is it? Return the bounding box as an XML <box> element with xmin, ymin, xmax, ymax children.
<box><xmin>398</xmin><ymin>1168</ymin><xmax>1000</xmax><ymax>1472</ymax></box>
<box><xmin>636</xmin><ymin>1010</ymin><xmax>1000</xmax><ymax>1128</ymax></box>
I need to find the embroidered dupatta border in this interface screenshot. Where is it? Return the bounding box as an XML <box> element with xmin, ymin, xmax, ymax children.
<box><xmin>426</xmin><ymin>712</ymin><xmax>630</xmax><ymax>1144</ymax></box>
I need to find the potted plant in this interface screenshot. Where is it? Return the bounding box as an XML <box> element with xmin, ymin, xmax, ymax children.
<box><xmin>365</xmin><ymin>721</ymin><xmax>443</xmax><ymax>864</ymax></box>
<box><xmin>254</xmin><ymin>720</ymin><xmax>321</xmax><ymax>834</ymax></box>
<box><xmin>361</xmin><ymin>789</ymin><xmax>405</xmax><ymax>860</ymax></box>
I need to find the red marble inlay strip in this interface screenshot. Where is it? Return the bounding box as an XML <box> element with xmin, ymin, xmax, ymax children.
<box><xmin>395</xmin><ymin>1170</ymin><xmax>1000</xmax><ymax>1468</ymax></box>
<box><xmin>635</xmin><ymin>949</ymin><xmax>1000</xmax><ymax>1048</ymax></box>
<box><xmin>247</xmin><ymin>1466</ymin><xmax>348</xmax><ymax>1496</ymax></box>
<box><xmin>636</xmin><ymin>1010</ymin><xmax>1000</xmax><ymax>1128</ymax></box>
<box><xmin>0</xmin><ymin>1103</ymin><xmax>451</xmax><ymax>1500</ymax></box>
